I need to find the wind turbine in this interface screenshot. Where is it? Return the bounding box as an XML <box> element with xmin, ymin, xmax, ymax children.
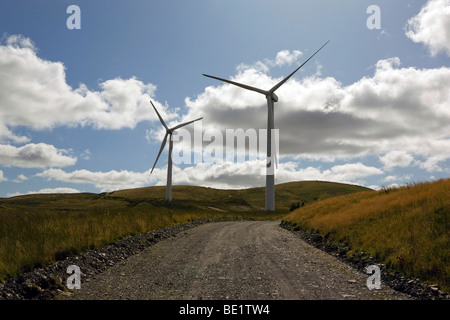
<box><xmin>150</xmin><ymin>101</ymin><xmax>203</xmax><ymax>201</ymax></box>
<box><xmin>203</xmin><ymin>41</ymin><xmax>329</xmax><ymax>211</ymax></box>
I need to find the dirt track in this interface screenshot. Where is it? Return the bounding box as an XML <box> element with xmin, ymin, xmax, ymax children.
<box><xmin>64</xmin><ymin>220</ymin><xmax>412</xmax><ymax>300</ymax></box>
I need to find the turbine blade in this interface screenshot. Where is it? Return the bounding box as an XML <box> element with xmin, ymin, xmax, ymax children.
<box><xmin>269</xmin><ymin>40</ymin><xmax>330</xmax><ymax>93</ymax></box>
<box><xmin>150</xmin><ymin>100</ymin><xmax>168</xmax><ymax>130</ymax></box>
<box><xmin>151</xmin><ymin>132</ymin><xmax>168</xmax><ymax>173</ymax></box>
<box><xmin>170</xmin><ymin>117</ymin><xmax>203</xmax><ymax>131</ymax></box>
<box><xmin>203</xmin><ymin>74</ymin><xmax>268</xmax><ymax>96</ymax></box>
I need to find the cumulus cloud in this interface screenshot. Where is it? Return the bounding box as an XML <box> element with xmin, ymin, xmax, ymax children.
<box><xmin>405</xmin><ymin>0</ymin><xmax>450</xmax><ymax>56</ymax></box>
<box><xmin>0</xmin><ymin>123</ymin><xmax>30</xmax><ymax>144</ymax></box>
<box><xmin>0</xmin><ymin>34</ymin><xmax>177</xmax><ymax>142</ymax></box>
<box><xmin>379</xmin><ymin>150</ymin><xmax>414</xmax><ymax>170</ymax></box>
<box><xmin>35</xmin><ymin>165</ymin><xmax>263</xmax><ymax>192</ymax></box>
<box><xmin>384</xmin><ymin>174</ymin><xmax>412</xmax><ymax>183</ymax></box>
<box><xmin>276</xmin><ymin>162</ymin><xmax>383</xmax><ymax>186</ymax></box>
<box><xmin>3</xmin><ymin>35</ymin><xmax>449</xmax><ymax>191</ymax></box>
<box><xmin>12</xmin><ymin>174</ymin><xmax>28</xmax><ymax>183</ymax></box>
<box><xmin>273</xmin><ymin>50</ymin><xmax>303</xmax><ymax>67</ymax></box>
<box><xmin>0</xmin><ymin>170</ymin><xmax>7</xmax><ymax>182</ymax></box>
<box><xmin>4</xmin><ymin>34</ymin><xmax>36</xmax><ymax>50</ymax></box>
<box><xmin>326</xmin><ymin>163</ymin><xmax>383</xmax><ymax>181</ymax></box>
<box><xmin>0</xmin><ymin>143</ymin><xmax>76</xmax><ymax>168</ymax></box>
<box><xmin>35</xmin><ymin>160</ymin><xmax>383</xmax><ymax>193</ymax></box>
<box><xmin>36</xmin><ymin>168</ymin><xmax>157</xmax><ymax>192</ymax></box>
<box><xmin>235</xmin><ymin>49</ymin><xmax>304</xmax><ymax>75</ymax></box>
<box><xmin>186</xmin><ymin>54</ymin><xmax>450</xmax><ymax>173</ymax></box>
<box><xmin>7</xmin><ymin>187</ymin><xmax>81</xmax><ymax>198</ymax></box>
<box><xmin>79</xmin><ymin>149</ymin><xmax>91</xmax><ymax>161</ymax></box>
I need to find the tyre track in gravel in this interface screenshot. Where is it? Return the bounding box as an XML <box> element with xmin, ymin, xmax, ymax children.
<box><xmin>63</xmin><ymin>220</ymin><xmax>412</xmax><ymax>300</ymax></box>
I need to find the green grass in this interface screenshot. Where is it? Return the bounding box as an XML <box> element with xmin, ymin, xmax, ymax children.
<box><xmin>283</xmin><ymin>179</ymin><xmax>450</xmax><ymax>293</ymax></box>
<box><xmin>0</xmin><ymin>180</ymin><xmax>367</xmax><ymax>282</ymax></box>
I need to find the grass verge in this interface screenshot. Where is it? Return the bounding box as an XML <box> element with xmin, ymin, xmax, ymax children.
<box><xmin>283</xmin><ymin>179</ymin><xmax>450</xmax><ymax>293</ymax></box>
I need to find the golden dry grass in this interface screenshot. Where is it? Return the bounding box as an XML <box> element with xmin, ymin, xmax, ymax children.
<box><xmin>0</xmin><ymin>181</ymin><xmax>367</xmax><ymax>281</ymax></box>
<box><xmin>283</xmin><ymin>179</ymin><xmax>450</xmax><ymax>292</ymax></box>
<box><xmin>0</xmin><ymin>204</ymin><xmax>271</xmax><ymax>281</ymax></box>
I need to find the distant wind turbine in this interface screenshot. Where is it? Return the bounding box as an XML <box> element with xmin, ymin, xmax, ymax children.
<box><xmin>203</xmin><ymin>41</ymin><xmax>329</xmax><ymax>211</ymax></box>
<box><xmin>150</xmin><ymin>101</ymin><xmax>203</xmax><ymax>201</ymax></box>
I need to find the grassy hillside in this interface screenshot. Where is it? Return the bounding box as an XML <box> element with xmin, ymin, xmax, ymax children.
<box><xmin>0</xmin><ymin>180</ymin><xmax>367</xmax><ymax>281</ymax></box>
<box><xmin>110</xmin><ymin>180</ymin><xmax>371</xmax><ymax>212</ymax></box>
<box><xmin>283</xmin><ymin>179</ymin><xmax>450</xmax><ymax>293</ymax></box>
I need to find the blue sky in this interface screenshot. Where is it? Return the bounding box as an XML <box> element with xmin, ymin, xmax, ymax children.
<box><xmin>1</xmin><ymin>0</ymin><xmax>449</xmax><ymax>197</ymax></box>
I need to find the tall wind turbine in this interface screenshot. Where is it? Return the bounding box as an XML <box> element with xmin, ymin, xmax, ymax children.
<box><xmin>150</xmin><ymin>101</ymin><xmax>203</xmax><ymax>201</ymax></box>
<box><xmin>203</xmin><ymin>41</ymin><xmax>329</xmax><ymax>211</ymax></box>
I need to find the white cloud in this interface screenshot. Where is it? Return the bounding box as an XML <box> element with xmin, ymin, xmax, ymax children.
<box><xmin>36</xmin><ymin>168</ymin><xmax>157</xmax><ymax>192</ymax></box>
<box><xmin>12</xmin><ymin>173</ymin><xmax>28</xmax><ymax>183</ymax></box>
<box><xmin>235</xmin><ymin>49</ymin><xmax>304</xmax><ymax>75</ymax></box>
<box><xmin>0</xmin><ymin>170</ymin><xmax>7</xmax><ymax>182</ymax></box>
<box><xmin>0</xmin><ymin>143</ymin><xmax>76</xmax><ymax>168</ymax></box>
<box><xmin>35</xmin><ymin>160</ymin><xmax>383</xmax><ymax>192</ymax></box>
<box><xmin>0</xmin><ymin>123</ymin><xmax>30</xmax><ymax>144</ymax></box>
<box><xmin>405</xmin><ymin>0</ymin><xmax>450</xmax><ymax>56</ymax></box>
<box><xmin>382</xmin><ymin>183</ymin><xmax>401</xmax><ymax>190</ymax></box>
<box><xmin>5</xmin><ymin>34</ymin><xmax>36</xmax><ymax>50</ymax></box>
<box><xmin>7</xmin><ymin>187</ymin><xmax>81</xmax><ymax>198</ymax></box>
<box><xmin>3</xmin><ymin>35</ymin><xmax>449</xmax><ymax>192</ymax></box>
<box><xmin>276</xmin><ymin>162</ymin><xmax>382</xmax><ymax>186</ymax></box>
<box><xmin>35</xmin><ymin>165</ymin><xmax>255</xmax><ymax>192</ymax></box>
<box><xmin>384</xmin><ymin>175</ymin><xmax>412</xmax><ymax>183</ymax></box>
<box><xmin>379</xmin><ymin>150</ymin><xmax>414</xmax><ymax>170</ymax></box>
<box><xmin>327</xmin><ymin>163</ymin><xmax>383</xmax><ymax>180</ymax></box>
<box><xmin>0</xmin><ymin>34</ymin><xmax>177</xmax><ymax>142</ymax></box>
<box><xmin>79</xmin><ymin>149</ymin><xmax>91</xmax><ymax>160</ymax></box>
<box><xmin>273</xmin><ymin>50</ymin><xmax>303</xmax><ymax>67</ymax></box>
<box><xmin>384</xmin><ymin>175</ymin><xmax>398</xmax><ymax>182</ymax></box>
<box><xmin>187</xmin><ymin>54</ymin><xmax>450</xmax><ymax>172</ymax></box>
<box><xmin>419</xmin><ymin>154</ymin><xmax>448</xmax><ymax>172</ymax></box>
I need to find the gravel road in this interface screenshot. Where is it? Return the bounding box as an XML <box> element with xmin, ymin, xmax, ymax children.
<box><xmin>64</xmin><ymin>220</ymin><xmax>412</xmax><ymax>300</ymax></box>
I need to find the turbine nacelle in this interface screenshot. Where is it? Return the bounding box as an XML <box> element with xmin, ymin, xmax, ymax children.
<box><xmin>269</xmin><ymin>92</ymin><xmax>279</xmax><ymax>102</ymax></box>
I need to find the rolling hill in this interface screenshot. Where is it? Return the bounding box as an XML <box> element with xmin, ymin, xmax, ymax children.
<box><xmin>0</xmin><ymin>180</ymin><xmax>370</xmax><ymax>281</ymax></box>
<box><xmin>283</xmin><ymin>179</ymin><xmax>450</xmax><ymax>294</ymax></box>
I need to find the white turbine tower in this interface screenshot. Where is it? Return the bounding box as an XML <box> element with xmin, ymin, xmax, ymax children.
<box><xmin>150</xmin><ymin>101</ymin><xmax>203</xmax><ymax>201</ymax></box>
<box><xmin>203</xmin><ymin>41</ymin><xmax>329</xmax><ymax>211</ymax></box>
